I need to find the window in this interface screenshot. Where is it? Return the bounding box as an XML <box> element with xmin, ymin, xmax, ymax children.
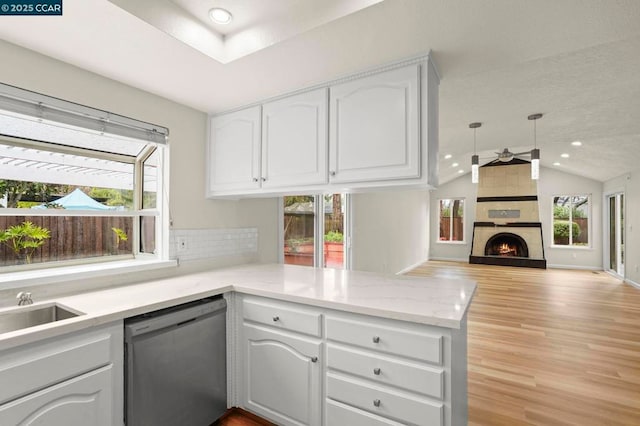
<box><xmin>438</xmin><ymin>198</ymin><xmax>464</xmax><ymax>242</ymax></box>
<box><xmin>0</xmin><ymin>83</ymin><xmax>168</xmax><ymax>270</ymax></box>
<box><xmin>282</xmin><ymin>194</ymin><xmax>350</xmax><ymax>269</ymax></box>
<box><xmin>552</xmin><ymin>195</ymin><xmax>590</xmax><ymax>247</ymax></box>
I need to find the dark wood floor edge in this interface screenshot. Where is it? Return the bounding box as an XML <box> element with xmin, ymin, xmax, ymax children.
<box><xmin>212</xmin><ymin>407</ymin><xmax>276</xmax><ymax>426</ymax></box>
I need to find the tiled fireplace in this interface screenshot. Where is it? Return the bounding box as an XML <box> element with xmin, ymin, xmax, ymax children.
<box><xmin>469</xmin><ymin>159</ymin><xmax>546</xmax><ymax>268</ymax></box>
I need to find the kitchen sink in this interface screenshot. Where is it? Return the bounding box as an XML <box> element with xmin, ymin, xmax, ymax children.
<box><xmin>0</xmin><ymin>304</ymin><xmax>82</xmax><ymax>334</ymax></box>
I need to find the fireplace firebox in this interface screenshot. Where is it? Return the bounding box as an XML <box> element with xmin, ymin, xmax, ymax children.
<box><xmin>485</xmin><ymin>233</ymin><xmax>529</xmax><ymax>258</ymax></box>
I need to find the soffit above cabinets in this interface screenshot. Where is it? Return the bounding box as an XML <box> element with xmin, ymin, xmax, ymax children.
<box><xmin>108</xmin><ymin>0</ymin><xmax>384</xmax><ymax>64</ymax></box>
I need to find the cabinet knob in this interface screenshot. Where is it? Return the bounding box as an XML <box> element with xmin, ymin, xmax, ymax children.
<box><xmin>252</xmin><ymin>178</ymin><xmax>258</xmax><ymax>182</ymax></box>
<box><xmin>373</xmin><ymin>399</ymin><xmax>381</xmax><ymax>407</ymax></box>
<box><xmin>372</xmin><ymin>336</ymin><xmax>380</xmax><ymax>344</ymax></box>
<box><xmin>311</xmin><ymin>356</ymin><xmax>318</xmax><ymax>363</ymax></box>
<box><xmin>330</xmin><ymin>171</ymin><xmax>336</xmax><ymax>177</ymax></box>
<box><xmin>261</xmin><ymin>177</ymin><xmax>267</xmax><ymax>182</ymax></box>
<box><xmin>373</xmin><ymin>368</ymin><xmax>381</xmax><ymax>375</ymax></box>
<box><xmin>273</xmin><ymin>316</ymin><xmax>280</xmax><ymax>322</ymax></box>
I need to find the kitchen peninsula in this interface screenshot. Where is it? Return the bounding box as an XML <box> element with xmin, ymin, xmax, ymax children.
<box><xmin>0</xmin><ymin>264</ymin><xmax>476</xmax><ymax>426</ymax></box>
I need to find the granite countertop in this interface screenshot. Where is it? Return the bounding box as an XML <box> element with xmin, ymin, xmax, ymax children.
<box><xmin>0</xmin><ymin>263</ymin><xmax>476</xmax><ymax>350</ymax></box>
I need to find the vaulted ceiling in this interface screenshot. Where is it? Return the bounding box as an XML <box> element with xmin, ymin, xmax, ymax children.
<box><xmin>0</xmin><ymin>0</ymin><xmax>639</xmax><ymax>184</ymax></box>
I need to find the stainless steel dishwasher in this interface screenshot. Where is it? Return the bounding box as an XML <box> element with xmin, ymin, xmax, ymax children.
<box><xmin>124</xmin><ymin>296</ymin><xmax>227</xmax><ymax>426</ymax></box>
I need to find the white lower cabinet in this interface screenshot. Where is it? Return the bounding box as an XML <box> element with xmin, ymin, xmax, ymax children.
<box><xmin>242</xmin><ymin>323</ymin><xmax>322</xmax><ymax>426</ymax></box>
<box><xmin>231</xmin><ymin>295</ymin><xmax>467</xmax><ymax>426</ymax></box>
<box><xmin>0</xmin><ymin>322</ymin><xmax>123</xmax><ymax>426</ymax></box>
<box><xmin>0</xmin><ymin>366</ymin><xmax>113</xmax><ymax>426</ymax></box>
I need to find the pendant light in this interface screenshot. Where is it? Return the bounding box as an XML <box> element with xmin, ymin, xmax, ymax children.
<box><xmin>469</xmin><ymin>122</ymin><xmax>481</xmax><ymax>184</ymax></box>
<box><xmin>528</xmin><ymin>113</ymin><xmax>543</xmax><ymax>180</ymax></box>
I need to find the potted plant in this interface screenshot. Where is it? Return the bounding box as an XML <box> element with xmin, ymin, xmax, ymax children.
<box><xmin>324</xmin><ymin>231</ymin><xmax>344</xmax><ymax>266</ymax></box>
<box><xmin>0</xmin><ymin>221</ymin><xmax>51</xmax><ymax>264</ymax></box>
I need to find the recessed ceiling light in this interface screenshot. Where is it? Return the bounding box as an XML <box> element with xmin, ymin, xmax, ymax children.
<box><xmin>571</xmin><ymin>141</ymin><xmax>582</xmax><ymax>146</ymax></box>
<box><xmin>444</xmin><ymin>154</ymin><xmax>452</xmax><ymax>160</ymax></box>
<box><xmin>458</xmin><ymin>169</ymin><xmax>464</xmax><ymax>174</ymax></box>
<box><xmin>561</xmin><ymin>153</ymin><xmax>570</xmax><ymax>158</ymax></box>
<box><xmin>209</xmin><ymin>7</ymin><xmax>232</xmax><ymax>25</ymax></box>
<box><xmin>553</xmin><ymin>162</ymin><xmax>561</xmax><ymax>166</ymax></box>
<box><xmin>452</xmin><ymin>162</ymin><xmax>459</xmax><ymax>167</ymax></box>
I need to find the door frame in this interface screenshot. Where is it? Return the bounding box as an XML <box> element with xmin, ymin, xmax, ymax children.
<box><xmin>603</xmin><ymin>190</ymin><xmax>625</xmax><ymax>278</ymax></box>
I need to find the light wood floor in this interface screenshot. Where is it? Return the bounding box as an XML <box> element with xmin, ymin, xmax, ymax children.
<box><xmin>407</xmin><ymin>261</ymin><xmax>640</xmax><ymax>426</ymax></box>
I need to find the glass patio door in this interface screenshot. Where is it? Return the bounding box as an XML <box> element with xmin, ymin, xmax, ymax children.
<box><xmin>282</xmin><ymin>194</ymin><xmax>350</xmax><ymax>269</ymax></box>
<box><xmin>606</xmin><ymin>193</ymin><xmax>624</xmax><ymax>276</ymax></box>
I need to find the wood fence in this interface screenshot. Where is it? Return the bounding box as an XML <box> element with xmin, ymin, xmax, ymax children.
<box><xmin>439</xmin><ymin>217</ymin><xmax>464</xmax><ymax>241</ymax></box>
<box><xmin>284</xmin><ymin>213</ymin><xmax>344</xmax><ymax>242</ymax></box>
<box><xmin>0</xmin><ymin>216</ymin><xmax>133</xmax><ymax>266</ymax></box>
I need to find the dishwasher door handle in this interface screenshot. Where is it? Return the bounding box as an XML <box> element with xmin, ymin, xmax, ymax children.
<box><xmin>177</xmin><ymin>317</ymin><xmax>197</xmax><ymax>327</ymax></box>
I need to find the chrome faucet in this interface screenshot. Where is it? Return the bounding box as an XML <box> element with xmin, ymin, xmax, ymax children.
<box><xmin>16</xmin><ymin>291</ymin><xmax>33</xmax><ymax>306</ymax></box>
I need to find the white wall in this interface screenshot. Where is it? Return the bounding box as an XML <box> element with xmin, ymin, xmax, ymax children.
<box><xmin>538</xmin><ymin>167</ymin><xmax>602</xmax><ymax>269</ymax></box>
<box><xmin>352</xmin><ymin>190</ymin><xmax>429</xmax><ymax>274</ymax></box>
<box><xmin>428</xmin><ymin>175</ymin><xmax>477</xmax><ymax>261</ymax></box>
<box><xmin>430</xmin><ymin>167</ymin><xmax>604</xmax><ymax>269</ymax></box>
<box><xmin>604</xmin><ymin>169</ymin><xmax>640</xmax><ymax>286</ymax></box>
<box><xmin>0</xmin><ymin>39</ymin><xmax>279</xmax><ymax>265</ymax></box>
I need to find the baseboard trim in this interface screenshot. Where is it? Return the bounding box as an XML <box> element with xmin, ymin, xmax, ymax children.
<box><xmin>427</xmin><ymin>256</ymin><xmax>468</xmax><ymax>263</ymax></box>
<box><xmin>396</xmin><ymin>258</ymin><xmax>430</xmax><ymax>275</ymax></box>
<box><xmin>625</xmin><ymin>278</ymin><xmax>640</xmax><ymax>289</ymax></box>
<box><xmin>547</xmin><ymin>264</ymin><xmax>602</xmax><ymax>271</ymax></box>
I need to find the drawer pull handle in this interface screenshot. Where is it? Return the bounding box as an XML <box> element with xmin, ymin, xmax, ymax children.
<box><xmin>311</xmin><ymin>356</ymin><xmax>318</xmax><ymax>363</ymax></box>
<box><xmin>273</xmin><ymin>316</ymin><xmax>280</xmax><ymax>322</ymax></box>
<box><xmin>372</xmin><ymin>336</ymin><xmax>380</xmax><ymax>343</ymax></box>
<box><xmin>373</xmin><ymin>399</ymin><xmax>381</xmax><ymax>407</ymax></box>
<box><xmin>373</xmin><ymin>368</ymin><xmax>381</xmax><ymax>375</ymax></box>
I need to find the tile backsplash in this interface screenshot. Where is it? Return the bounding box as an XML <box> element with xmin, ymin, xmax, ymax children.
<box><xmin>169</xmin><ymin>228</ymin><xmax>258</xmax><ymax>262</ymax></box>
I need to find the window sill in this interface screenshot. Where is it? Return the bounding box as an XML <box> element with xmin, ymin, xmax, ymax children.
<box><xmin>436</xmin><ymin>240</ymin><xmax>467</xmax><ymax>245</ymax></box>
<box><xmin>0</xmin><ymin>258</ymin><xmax>178</xmax><ymax>290</ymax></box>
<box><xmin>549</xmin><ymin>245</ymin><xmax>593</xmax><ymax>251</ymax></box>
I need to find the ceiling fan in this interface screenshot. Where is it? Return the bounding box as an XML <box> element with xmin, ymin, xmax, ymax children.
<box><xmin>469</xmin><ymin>113</ymin><xmax>543</xmax><ymax>182</ymax></box>
<box><xmin>494</xmin><ymin>148</ymin><xmax>532</xmax><ymax>162</ymax></box>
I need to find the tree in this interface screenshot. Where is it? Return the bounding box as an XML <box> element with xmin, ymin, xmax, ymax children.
<box><xmin>0</xmin><ymin>180</ymin><xmax>51</xmax><ymax>208</ymax></box>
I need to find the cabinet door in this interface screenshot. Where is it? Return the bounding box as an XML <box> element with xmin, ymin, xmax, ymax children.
<box><xmin>329</xmin><ymin>65</ymin><xmax>420</xmax><ymax>183</ymax></box>
<box><xmin>0</xmin><ymin>366</ymin><xmax>113</xmax><ymax>426</ymax></box>
<box><xmin>243</xmin><ymin>323</ymin><xmax>321</xmax><ymax>426</ymax></box>
<box><xmin>208</xmin><ymin>106</ymin><xmax>261</xmax><ymax>193</ymax></box>
<box><xmin>261</xmin><ymin>88</ymin><xmax>328</xmax><ymax>188</ymax></box>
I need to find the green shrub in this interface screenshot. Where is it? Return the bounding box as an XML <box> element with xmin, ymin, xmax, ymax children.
<box><xmin>553</xmin><ymin>205</ymin><xmax>586</xmax><ymax>219</ymax></box>
<box><xmin>324</xmin><ymin>231</ymin><xmax>343</xmax><ymax>243</ymax></box>
<box><xmin>553</xmin><ymin>220</ymin><xmax>581</xmax><ymax>239</ymax></box>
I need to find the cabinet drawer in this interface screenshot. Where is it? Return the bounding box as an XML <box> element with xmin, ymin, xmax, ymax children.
<box><xmin>326</xmin><ymin>399</ymin><xmax>405</xmax><ymax>426</ymax></box>
<box><xmin>327</xmin><ymin>344</ymin><xmax>444</xmax><ymax>399</ymax></box>
<box><xmin>0</xmin><ymin>327</ymin><xmax>116</xmax><ymax>405</ymax></box>
<box><xmin>326</xmin><ymin>316</ymin><xmax>442</xmax><ymax>364</ymax></box>
<box><xmin>327</xmin><ymin>372</ymin><xmax>443</xmax><ymax>426</ymax></box>
<box><xmin>243</xmin><ymin>297</ymin><xmax>322</xmax><ymax>337</ymax></box>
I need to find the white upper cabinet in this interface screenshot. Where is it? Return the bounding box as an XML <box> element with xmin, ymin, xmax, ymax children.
<box><xmin>329</xmin><ymin>65</ymin><xmax>420</xmax><ymax>184</ymax></box>
<box><xmin>261</xmin><ymin>88</ymin><xmax>328</xmax><ymax>188</ymax></box>
<box><xmin>206</xmin><ymin>55</ymin><xmax>439</xmax><ymax>197</ymax></box>
<box><xmin>207</xmin><ymin>106</ymin><xmax>261</xmax><ymax>194</ymax></box>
